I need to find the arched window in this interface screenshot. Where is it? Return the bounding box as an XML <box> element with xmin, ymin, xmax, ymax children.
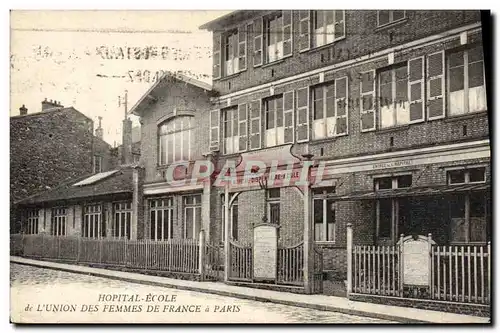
<box><xmin>158</xmin><ymin>116</ymin><xmax>193</xmax><ymax>165</ymax></box>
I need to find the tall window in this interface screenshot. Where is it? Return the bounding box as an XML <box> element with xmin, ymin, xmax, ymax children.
<box><xmin>264</xmin><ymin>95</ymin><xmax>284</xmax><ymax>147</ymax></box>
<box><xmin>26</xmin><ymin>209</ymin><xmax>39</xmax><ymax>234</ymax></box>
<box><xmin>448</xmin><ymin>46</ymin><xmax>486</xmax><ymax>116</ymax></box>
<box><xmin>223</xmin><ymin>107</ymin><xmax>239</xmax><ymax>154</ymax></box>
<box><xmin>312</xmin><ymin>78</ymin><xmax>348</xmax><ymax>139</ymax></box>
<box><xmin>267</xmin><ymin>189</ymin><xmax>280</xmax><ymax>225</ymax></box>
<box><xmin>313</xmin><ymin>187</ymin><xmax>336</xmax><ymax>242</ymax></box>
<box><xmin>51</xmin><ymin>208</ymin><xmax>67</xmax><ymax>236</ymax></box>
<box><xmin>312</xmin><ymin>10</ymin><xmax>345</xmax><ymax>48</ymax></box>
<box><xmin>112</xmin><ymin>202</ymin><xmax>132</xmax><ymax>239</ymax></box>
<box><xmin>150</xmin><ymin>198</ymin><xmax>174</xmax><ymax>240</ymax></box>
<box><xmin>221</xmin><ymin>195</ymin><xmax>238</xmax><ymax>242</ymax></box>
<box><xmin>379</xmin><ymin>64</ymin><xmax>410</xmax><ymax>128</ymax></box>
<box><xmin>83</xmin><ymin>204</ymin><xmax>104</xmax><ymax>238</ymax></box>
<box><xmin>224</xmin><ymin>30</ymin><xmax>239</xmax><ymax>76</ymax></box>
<box><xmin>265</xmin><ymin>12</ymin><xmax>284</xmax><ymax>63</ymax></box>
<box><xmin>158</xmin><ymin>116</ymin><xmax>193</xmax><ymax>165</ymax></box>
<box><xmin>184</xmin><ymin>195</ymin><xmax>202</xmax><ymax>239</ymax></box>
<box><xmin>447</xmin><ymin>167</ymin><xmax>488</xmax><ymax>243</ymax></box>
<box><xmin>374</xmin><ymin>175</ymin><xmax>412</xmax><ymax>241</ymax></box>
<box><xmin>93</xmin><ymin>155</ymin><xmax>102</xmax><ymax>173</ymax></box>
<box><xmin>377</xmin><ymin>10</ymin><xmax>406</xmax><ymax>27</ymax></box>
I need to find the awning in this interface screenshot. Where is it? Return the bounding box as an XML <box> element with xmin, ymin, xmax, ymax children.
<box><xmin>332</xmin><ymin>183</ymin><xmax>490</xmax><ymax>201</ymax></box>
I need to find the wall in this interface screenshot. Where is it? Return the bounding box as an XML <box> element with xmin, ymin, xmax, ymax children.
<box><xmin>211</xmin><ymin>10</ymin><xmax>482</xmax><ymax>95</ymax></box>
<box><xmin>139</xmin><ymin>79</ymin><xmax>213</xmax><ymax>184</ymax></box>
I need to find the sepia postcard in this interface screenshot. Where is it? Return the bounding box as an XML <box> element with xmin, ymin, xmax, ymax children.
<box><xmin>9</xmin><ymin>9</ymin><xmax>492</xmax><ymax>324</ymax></box>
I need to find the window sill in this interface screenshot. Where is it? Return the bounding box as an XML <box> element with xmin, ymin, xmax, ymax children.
<box><xmin>376</xmin><ymin>124</ymin><xmax>410</xmax><ymax>134</ymax></box>
<box><xmin>261</xmin><ymin>54</ymin><xmax>292</xmax><ymax>69</ymax></box>
<box><xmin>218</xmin><ymin>71</ymin><xmax>244</xmax><ymax>82</ymax></box>
<box><xmin>444</xmin><ymin>110</ymin><xmax>488</xmax><ymax>123</ymax></box>
<box><xmin>375</xmin><ymin>18</ymin><xmax>408</xmax><ymax>31</ymax></box>
<box><xmin>307</xmin><ymin>37</ymin><xmax>347</xmax><ymax>54</ymax></box>
<box><xmin>315</xmin><ymin>241</ymin><xmax>339</xmax><ymax>248</ymax></box>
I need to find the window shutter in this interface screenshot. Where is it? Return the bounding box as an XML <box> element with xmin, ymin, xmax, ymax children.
<box><xmin>283</xmin><ymin>91</ymin><xmax>295</xmax><ymax>143</ymax></box>
<box><xmin>408</xmin><ymin>56</ymin><xmax>425</xmax><ymax>123</ymax></box>
<box><xmin>299</xmin><ymin>11</ymin><xmax>311</xmax><ymax>52</ymax></box>
<box><xmin>360</xmin><ymin>70</ymin><xmax>376</xmax><ymax>132</ymax></box>
<box><xmin>249</xmin><ymin>100</ymin><xmax>262</xmax><ymax>150</ymax></box>
<box><xmin>238</xmin><ymin>103</ymin><xmax>248</xmax><ymax>151</ymax></box>
<box><xmin>333</xmin><ymin>10</ymin><xmax>345</xmax><ymax>40</ymax></box>
<box><xmin>209</xmin><ymin>109</ymin><xmax>220</xmax><ymax>151</ymax></box>
<box><xmin>213</xmin><ymin>34</ymin><xmax>221</xmax><ymax>79</ymax></box>
<box><xmin>335</xmin><ymin>76</ymin><xmax>348</xmax><ymax>135</ymax></box>
<box><xmin>253</xmin><ymin>17</ymin><xmax>263</xmax><ymax>67</ymax></box>
<box><xmin>427</xmin><ymin>51</ymin><xmax>445</xmax><ymax>120</ymax></box>
<box><xmin>296</xmin><ymin>87</ymin><xmax>309</xmax><ymax>142</ymax></box>
<box><xmin>238</xmin><ymin>25</ymin><xmax>247</xmax><ymax>72</ymax></box>
<box><xmin>283</xmin><ymin>10</ymin><xmax>293</xmax><ymax>57</ymax></box>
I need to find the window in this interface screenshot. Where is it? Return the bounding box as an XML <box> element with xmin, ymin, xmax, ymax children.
<box><xmin>447</xmin><ymin>167</ymin><xmax>486</xmax><ymax>185</ymax></box>
<box><xmin>448</xmin><ymin>46</ymin><xmax>486</xmax><ymax>116</ymax></box>
<box><xmin>150</xmin><ymin>198</ymin><xmax>174</xmax><ymax>241</ymax></box>
<box><xmin>374</xmin><ymin>175</ymin><xmax>412</xmax><ymax>191</ymax></box>
<box><xmin>26</xmin><ymin>209</ymin><xmax>39</xmax><ymax>234</ymax></box>
<box><xmin>267</xmin><ymin>189</ymin><xmax>280</xmax><ymax>225</ymax></box>
<box><xmin>254</xmin><ymin>11</ymin><xmax>292</xmax><ymax>66</ymax></box>
<box><xmin>264</xmin><ymin>95</ymin><xmax>284</xmax><ymax>147</ymax></box>
<box><xmin>158</xmin><ymin>116</ymin><xmax>193</xmax><ymax>165</ymax></box>
<box><xmin>312</xmin><ymin>77</ymin><xmax>348</xmax><ymax>139</ymax></box>
<box><xmin>377</xmin><ymin>10</ymin><xmax>406</xmax><ymax>27</ymax></box>
<box><xmin>93</xmin><ymin>155</ymin><xmax>102</xmax><ymax>173</ymax></box>
<box><xmin>221</xmin><ymin>195</ymin><xmax>238</xmax><ymax>242</ymax></box>
<box><xmin>312</xmin><ymin>10</ymin><xmax>345</xmax><ymax>48</ymax></box>
<box><xmin>313</xmin><ymin>187</ymin><xmax>336</xmax><ymax>242</ymax></box>
<box><xmin>184</xmin><ymin>195</ymin><xmax>202</xmax><ymax>239</ymax></box>
<box><xmin>83</xmin><ymin>204</ymin><xmax>104</xmax><ymax>238</ymax></box>
<box><xmin>450</xmin><ymin>193</ymin><xmax>488</xmax><ymax>243</ymax></box>
<box><xmin>51</xmin><ymin>208</ymin><xmax>67</xmax><ymax>236</ymax></box>
<box><xmin>223</xmin><ymin>104</ymin><xmax>248</xmax><ymax>154</ymax></box>
<box><xmin>224</xmin><ymin>30</ymin><xmax>239</xmax><ymax>76</ymax></box>
<box><xmin>113</xmin><ymin>202</ymin><xmax>131</xmax><ymax>239</ymax></box>
<box><xmin>374</xmin><ymin>175</ymin><xmax>412</xmax><ymax>241</ymax></box>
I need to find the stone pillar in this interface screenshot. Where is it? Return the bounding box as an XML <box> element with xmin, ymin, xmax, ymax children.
<box><xmin>131</xmin><ymin>166</ymin><xmax>145</xmax><ymax>240</ymax></box>
<box><xmin>201</xmin><ymin>153</ymin><xmax>214</xmax><ymax>243</ymax></box>
<box><xmin>302</xmin><ymin>158</ymin><xmax>314</xmax><ymax>294</ymax></box>
<box><xmin>74</xmin><ymin>205</ymin><xmax>82</xmax><ymax>237</ymax></box>
<box><xmin>224</xmin><ymin>183</ymin><xmax>230</xmax><ymax>282</ymax></box>
<box><xmin>106</xmin><ymin>202</ymin><xmax>113</xmax><ymax>238</ymax></box>
<box><xmin>346</xmin><ymin>223</ymin><xmax>353</xmax><ymax>296</ymax></box>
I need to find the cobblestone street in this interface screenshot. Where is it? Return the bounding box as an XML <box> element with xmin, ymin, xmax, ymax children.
<box><xmin>10</xmin><ymin>264</ymin><xmax>395</xmax><ymax>324</ymax></box>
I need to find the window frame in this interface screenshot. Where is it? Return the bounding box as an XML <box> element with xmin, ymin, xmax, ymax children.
<box><xmin>449</xmin><ymin>192</ymin><xmax>488</xmax><ymax>245</ymax></box>
<box><xmin>377</xmin><ymin>10</ymin><xmax>407</xmax><ymax>28</ymax></box>
<box><xmin>264</xmin><ymin>94</ymin><xmax>285</xmax><ymax>148</ymax></box>
<box><xmin>446</xmin><ymin>46</ymin><xmax>487</xmax><ymax>117</ymax></box>
<box><xmin>93</xmin><ymin>155</ymin><xmax>102</xmax><ymax>173</ymax></box>
<box><xmin>222</xmin><ymin>106</ymin><xmax>239</xmax><ymax>155</ymax></box>
<box><xmin>311</xmin><ymin>10</ymin><xmax>346</xmax><ymax>49</ymax></box>
<box><xmin>82</xmin><ymin>203</ymin><xmax>104</xmax><ymax>239</ymax></box>
<box><xmin>313</xmin><ymin>187</ymin><xmax>336</xmax><ymax>243</ymax></box>
<box><xmin>149</xmin><ymin>198</ymin><xmax>174</xmax><ymax>241</ymax></box>
<box><xmin>51</xmin><ymin>207</ymin><xmax>68</xmax><ymax>236</ymax></box>
<box><xmin>183</xmin><ymin>194</ymin><xmax>202</xmax><ymax>240</ymax></box>
<box><xmin>267</xmin><ymin>189</ymin><xmax>281</xmax><ymax>225</ymax></box>
<box><xmin>26</xmin><ymin>209</ymin><xmax>39</xmax><ymax>235</ymax></box>
<box><xmin>112</xmin><ymin>201</ymin><xmax>132</xmax><ymax>239</ymax></box>
<box><xmin>446</xmin><ymin>167</ymin><xmax>486</xmax><ymax>185</ymax></box>
<box><xmin>157</xmin><ymin>115</ymin><xmax>194</xmax><ymax>166</ymax></box>
<box><xmin>221</xmin><ymin>195</ymin><xmax>239</xmax><ymax>242</ymax></box>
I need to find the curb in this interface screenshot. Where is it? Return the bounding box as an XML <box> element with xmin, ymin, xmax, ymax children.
<box><xmin>10</xmin><ymin>258</ymin><xmax>439</xmax><ymax>323</ymax></box>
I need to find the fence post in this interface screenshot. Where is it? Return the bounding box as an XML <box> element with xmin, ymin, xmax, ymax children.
<box><xmin>346</xmin><ymin>223</ymin><xmax>353</xmax><ymax>296</ymax></box>
<box><xmin>399</xmin><ymin>233</ymin><xmax>404</xmax><ymax>296</ymax></box>
<box><xmin>427</xmin><ymin>233</ymin><xmax>433</xmax><ymax>295</ymax></box>
<box><xmin>199</xmin><ymin>230</ymin><xmax>205</xmax><ymax>280</ymax></box>
<box><xmin>77</xmin><ymin>236</ymin><xmax>81</xmax><ymax>263</ymax></box>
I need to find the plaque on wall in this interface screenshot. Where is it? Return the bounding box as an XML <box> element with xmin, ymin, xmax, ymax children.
<box><xmin>253</xmin><ymin>224</ymin><xmax>278</xmax><ymax>282</ymax></box>
<box><xmin>399</xmin><ymin>235</ymin><xmax>436</xmax><ymax>286</ymax></box>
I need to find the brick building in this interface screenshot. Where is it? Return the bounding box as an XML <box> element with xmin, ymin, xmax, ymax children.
<box><xmin>199</xmin><ymin>10</ymin><xmax>491</xmax><ymax>287</ymax></box>
<box><xmin>11</xmin><ymin>99</ymin><xmax>118</xmax><ymax>232</ymax></box>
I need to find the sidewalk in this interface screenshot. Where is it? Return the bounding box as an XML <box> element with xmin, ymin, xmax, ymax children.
<box><xmin>10</xmin><ymin>256</ymin><xmax>490</xmax><ymax>324</ymax></box>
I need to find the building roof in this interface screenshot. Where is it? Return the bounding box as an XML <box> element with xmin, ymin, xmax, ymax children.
<box><xmin>15</xmin><ymin>167</ymin><xmax>135</xmax><ymax>206</ymax></box>
<box><xmin>129</xmin><ymin>71</ymin><xmax>212</xmax><ymax>116</ymax></box>
<box><xmin>199</xmin><ymin>10</ymin><xmax>261</xmax><ymax>31</ymax></box>
<box><xmin>10</xmin><ymin>106</ymin><xmax>92</xmax><ymax>123</ymax></box>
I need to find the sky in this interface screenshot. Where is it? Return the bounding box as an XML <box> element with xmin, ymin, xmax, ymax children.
<box><xmin>10</xmin><ymin>10</ymin><xmax>231</xmax><ymax>146</ymax></box>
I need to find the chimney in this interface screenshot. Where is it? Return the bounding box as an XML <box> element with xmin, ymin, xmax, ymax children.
<box><xmin>42</xmin><ymin>98</ymin><xmax>64</xmax><ymax>111</ymax></box>
<box><xmin>19</xmin><ymin>104</ymin><xmax>28</xmax><ymax>116</ymax></box>
<box><xmin>121</xmin><ymin>117</ymin><xmax>133</xmax><ymax>165</ymax></box>
<box><xmin>95</xmin><ymin>116</ymin><xmax>103</xmax><ymax>139</ymax></box>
